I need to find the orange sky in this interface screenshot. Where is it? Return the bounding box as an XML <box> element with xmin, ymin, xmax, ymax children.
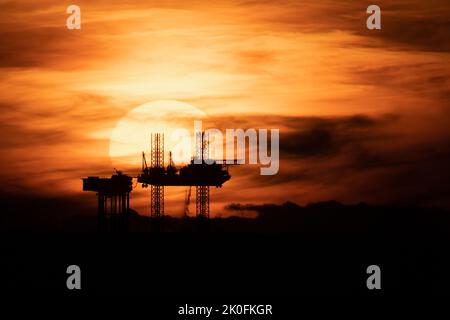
<box><xmin>1</xmin><ymin>0</ymin><xmax>449</xmax><ymax>216</ymax></box>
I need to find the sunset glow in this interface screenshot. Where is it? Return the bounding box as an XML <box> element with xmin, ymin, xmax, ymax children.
<box><xmin>1</xmin><ymin>0</ymin><xmax>449</xmax><ymax>216</ymax></box>
<box><xmin>109</xmin><ymin>100</ymin><xmax>206</xmax><ymax>167</ymax></box>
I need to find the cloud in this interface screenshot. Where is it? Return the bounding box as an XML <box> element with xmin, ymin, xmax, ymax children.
<box><xmin>225</xmin><ymin>200</ymin><xmax>448</xmax><ymax>233</ymax></box>
<box><xmin>205</xmin><ymin>112</ymin><xmax>450</xmax><ymax>208</ymax></box>
<box><xmin>0</xmin><ymin>0</ymin><xmax>449</xmax><ymax>216</ymax></box>
<box><xmin>238</xmin><ymin>0</ymin><xmax>450</xmax><ymax>52</ymax></box>
<box><xmin>2</xmin><ymin>0</ymin><xmax>449</xmax><ymax>71</ymax></box>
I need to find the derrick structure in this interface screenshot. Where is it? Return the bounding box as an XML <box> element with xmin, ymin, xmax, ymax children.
<box><xmin>150</xmin><ymin>133</ymin><xmax>164</xmax><ymax>218</ymax></box>
<box><xmin>138</xmin><ymin>131</ymin><xmax>233</xmax><ymax>220</ymax></box>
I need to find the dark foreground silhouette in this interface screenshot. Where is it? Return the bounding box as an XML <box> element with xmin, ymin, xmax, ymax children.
<box><xmin>2</xmin><ymin>198</ymin><xmax>450</xmax><ymax>296</ymax></box>
<box><xmin>57</xmin><ymin>200</ymin><xmax>447</xmax><ymax>233</ymax></box>
<box><xmin>3</xmin><ymin>197</ymin><xmax>444</xmax><ymax>233</ymax></box>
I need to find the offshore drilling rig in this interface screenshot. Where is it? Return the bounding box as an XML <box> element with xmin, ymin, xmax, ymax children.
<box><xmin>138</xmin><ymin>132</ymin><xmax>235</xmax><ymax>219</ymax></box>
<box><xmin>83</xmin><ymin>131</ymin><xmax>236</xmax><ymax>230</ymax></box>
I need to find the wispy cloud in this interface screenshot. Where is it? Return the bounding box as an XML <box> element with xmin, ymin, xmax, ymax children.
<box><xmin>0</xmin><ymin>0</ymin><xmax>449</xmax><ymax>215</ymax></box>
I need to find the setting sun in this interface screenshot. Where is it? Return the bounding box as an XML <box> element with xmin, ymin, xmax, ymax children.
<box><xmin>109</xmin><ymin>100</ymin><xmax>207</xmax><ymax>168</ymax></box>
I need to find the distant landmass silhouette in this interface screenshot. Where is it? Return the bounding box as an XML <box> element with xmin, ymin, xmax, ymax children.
<box><xmin>61</xmin><ymin>200</ymin><xmax>448</xmax><ymax>233</ymax></box>
<box><xmin>2</xmin><ymin>194</ymin><xmax>448</xmax><ymax>232</ymax></box>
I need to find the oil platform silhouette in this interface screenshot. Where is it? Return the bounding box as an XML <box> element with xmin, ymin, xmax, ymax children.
<box><xmin>82</xmin><ymin>170</ymin><xmax>132</xmax><ymax>231</ymax></box>
<box><xmin>83</xmin><ymin>132</ymin><xmax>236</xmax><ymax>231</ymax></box>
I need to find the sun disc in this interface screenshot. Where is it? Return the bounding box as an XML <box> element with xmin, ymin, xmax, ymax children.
<box><xmin>109</xmin><ymin>100</ymin><xmax>207</xmax><ymax>168</ymax></box>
